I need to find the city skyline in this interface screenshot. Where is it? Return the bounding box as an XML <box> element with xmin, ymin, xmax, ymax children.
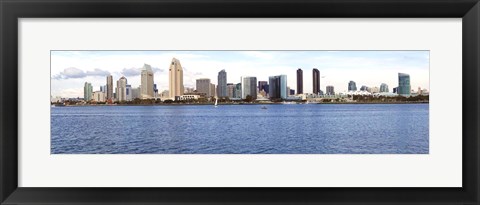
<box><xmin>51</xmin><ymin>51</ymin><xmax>429</xmax><ymax>98</ymax></box>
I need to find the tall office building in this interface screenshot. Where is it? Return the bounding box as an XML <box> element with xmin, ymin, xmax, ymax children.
<box><xmin>84</xmin><ymin>82</ymin><xmax>93</xmax><ymax>101</ymax></box>
<box><xmin>258</xmin><ymin>81</ymin><xmax>268</xmax><ymax>93</ymax></box>
<box><xmin>217</xmin><ymin>69</ymin><xmax>227</xmax><ymax>97</ymax></box>
<box><xmin>326</xmin><ymin>85</ymin><xmax>335</xmax><ymax>95</ymax></box>
<box><xmin>313</xmin><ymin>69</ymin><xmax>320</xmax><ymax>94</ymax></box>
<box><xmin>140</xmin><ymin>64</ymin><xmax>154</xmax><ymax>99</ymax></box>
<box><xmin>196</xmin><ymin>78</ymin><xmax>212</xmax><ymax>97</ymax></box>
<box><xmin>296</xmin><ymin>68</ymin><xmax>303</xmax><ymax>94</ymax></box>
<box><xmin>241</xmin><ymin>76</ymin><xmax>257</xmax><ymax>99</ymax></box>
<box><xmin>360</xmin><ymin>85</ymin><xmax>368</xmax><ymax>91</ymax></box>
<box><xmin>227</xmin><ymin>83</ymin><xmax>235</xmax><ymax>98</ymax></box>
<box><xmin>169</xmin><ymin>58</ymin><xmax>184</xmax><ymax>98</ymax></box>
<box><xmin>380</xmin><ymin>83</ymin><xmax>389</xmax><ymax>93</ymax></box>
<box><xmin>398</xmin><ymin>73</ymin><xmax>411</xmax><ymax>96</ymax></box>
<box><xmin>234</xmin><ymin>83</ymin><xmax>242</xmax><ymax>98</ymax></box>
<box><xmin>348</xmin><ymin>81</ymin><xmax>357</xmax><ymax>91</ymax></box>
<box><xmin>106</xmin><ymin>75</ymin><xmax>113</xmax><ymax>101</ymax></box>
<box><xmin>210</xmin><ymin>83</ymin><xmax>216</xmax><ymax>98</ymax></box>
<box><xmin>126</xmin><ymin>85</ymin><xmax>132</xmax><ymax>101</ymax></box>
<box><xmin>268</xmin><ymin>75</ymin><xmax>288</xmax><ymax>99</ymax></box>
<box><xmin>116</xmin><ymin>76</ymin><xmax>127</xmax><ymax>101</ymax></box>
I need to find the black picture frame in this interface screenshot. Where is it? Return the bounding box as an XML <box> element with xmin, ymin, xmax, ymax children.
<box><xmin>1</xmin><ymin>0</ymin><xmax>479</xmax><ymax>204</ymax></box>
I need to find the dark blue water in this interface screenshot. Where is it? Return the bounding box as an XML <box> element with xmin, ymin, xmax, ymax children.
<box><xmin>51</xmin><ymin>104</ymin><xmax>429</xmax><ymax>154</ymax></box>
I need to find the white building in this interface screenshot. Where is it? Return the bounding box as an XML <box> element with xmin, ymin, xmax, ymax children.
<box><xmin>169</xmin><ymin>58</ymin><xmax>184</xmax><ymax>98</ymax></box>
<box><xmin>116</xmin><ymin>76</ymin><xmax>127</xmax><ymax>101</ymax></box>
<box><xmin>141</xmin><ymin>64</ymin><xmax>154</xmax><ymax>99</ymax></box>
<box><xmin>92</xmin><ymin>91</ymin><xmax>105</xmax><ymax>102</ymax></box>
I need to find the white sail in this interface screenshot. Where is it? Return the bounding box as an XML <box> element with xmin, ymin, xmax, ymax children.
<box><xmin>215</xmin><ymin>99</ymin><xmax>218</xmax><ymax>107</ymax></box>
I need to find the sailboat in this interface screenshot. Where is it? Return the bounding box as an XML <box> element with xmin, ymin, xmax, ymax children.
<box><xmin>214</xmin><ymin>98</ymin><xmax>218</xmax><ymax>108</ymax></box>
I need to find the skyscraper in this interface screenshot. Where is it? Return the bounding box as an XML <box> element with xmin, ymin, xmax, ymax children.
<box><xmin>196</xmin><ymin>78</ymin><xmax>212</xmax><ymax>97</ymax></box>
<box><xmin>217</xmin><ymin>69</ymin><xmax>227</xmax><ymax>98</ymax></box>
<box><xmin>398</xmin><ymin>73</ymin><xmax>411</xmax><ymax>96</ymax></box>
<box><xmin>241</xmin><ymin>76</ymin><xmax>257</xmax><ymax>100</ymax></box>
<box><xmin>296</xmin><ymin>68</ymin><xmax>303</xmax><ymax>94</ymax></box>
<box><xmin>141</xmin><ymin>64</ymin><xmax>154</xmax><ymax>99</ymax></box>
<box><xmin>326</xmin><ymin>85</ymin><xmax>335</xmax><ymax>95</ymax></box>
<box><xmin>268</xmin><ymin>75</ymin><xmax>288</xmax><ymax>99</ymax></box>
<box><xmin>348</xmin><ymin>81</ymin><xmax>357</xmax><ymax>91</ymax></box>
<box><xmin>227</xmin><ymin>83</ymin><xmax>235</xmax><ymax>98</ymax></box>
<box><xmin>210</xmin><ymin>83</ymin><xmax>216</xmax><ymax>98</ymax></box>
<box><xmin>313</xmin><ymin>69</ymin><xmax>320</xmax><ymax>94</ymax></box>
<box><xmin>234</xmin><ymin>83</ymin><xmax>242</xmax><ymax>98</ymax></box>
<box><xmin>84</xmin><ymin>82</ymin><xmax>93</xmax><ymax>101</ymax></box>
<box><xmin>169</xmin><ymin>58</ymin><xmax>184</xmax><ymax>98</ymax></box>
<box><xmin>380</xmin><ymin>83</ymin><xmax>389</xmax><ymax>93</ymax></box>
<box><xmin>116</xmin><ymin>76</ymin><xmax>127</xmax><ymax>101</ymax></box>
<box><xmin>258</xmin><ymin>81</ymin><xmax>268</xmax><ymax>93</ymax></box>
<box><xmin>106</xmin><ymin>75</ymin><xmax>113</xmax><ymax>101</ymax></box>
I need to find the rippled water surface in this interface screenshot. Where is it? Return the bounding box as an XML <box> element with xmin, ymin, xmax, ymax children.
<box><xmin>51</xmin><ymin>104</ymin><xmax>429</xmax><ymax>154</ymax></box>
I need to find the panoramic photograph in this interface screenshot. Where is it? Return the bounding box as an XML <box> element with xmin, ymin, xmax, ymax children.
<box><xmin>50</xmin><ymin>50</ymin><xmax>429</xmax><ymax>154</ymax></box>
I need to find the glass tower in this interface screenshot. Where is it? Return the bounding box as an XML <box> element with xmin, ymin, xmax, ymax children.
<box><xmin>398</xmin><ymin>73</ymin><xmax>411</xmax><ymax>96</ymax></box>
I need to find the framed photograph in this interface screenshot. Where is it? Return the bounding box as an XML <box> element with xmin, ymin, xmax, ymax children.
<box><xmin>1</xmin><ymin>0</ymin><xmax>479</xmax><ymax>204</ymax></box>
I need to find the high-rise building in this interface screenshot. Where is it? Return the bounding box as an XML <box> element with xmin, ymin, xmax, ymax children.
<box><xmin>380</xmin><ymin>83</ymin><xmax>389</xmax><ymax>93</ymax></box>
<box><xmin>296</xmin><ymin>68</ymin><xmax>303</xmax><ymax>94</ymax></box>
<box><xmin>132</xmin><ymin>86</ymin><xmax>141</xmax><ymax>100</ymax></box>
<box><xmin>313</xmin><ymin>69</ymin><xmax>320</xmax><ymax>94</ymax></box>
<box><xmin>217</xmin><ymin>69</ymin><xmax>227</xmax><ymax>98</ymax></box>
<box><xmin>398</xmin><ymin>73</ymin><xmax>411</xmax><ymax>96</ymax></box>
<box><xmin>258</xmin><ymin>81</ymin><xmax>268</xmax><ymax>93</ymax></box>
<box><xmin>234</xmin><ymin>83</ymin><xmax>242</xmax><ymax>98</ymax></box>
<box><xmin>360</xmin><ymin>85</ymin><xmax>368</xmax><ymax>91</ymax></box>
<box><xmin>106</xmin><ymin>75</ymin><xmax>113</xmax><ymax>101</ymax></box>
<box><xmin>326</xmin><ymin>85</ymin><xmax>335</xmax><ymax>95</ymax></box>
<box><xmin>140</xmin><ymin>64</ymin><xmax>154</xmax><ymax>99</ymax></box>
<box><xmin>241</xmin><ymin>76</ymin><xmax>257</xmax><ymax>100</ymax></box>
<box><xmin>290</xmin><ymin>89</ymin><xmax>295</xmax><ymax>96</ymax></box>
<box><xmin>116</xmin><ymin>76</ymin><xmax>127</xmax><ymax>101</ymax></box>
<box><xmin>84</xmin><ymin>82</ymin><xmax>93</xmax><ymax>101</ymax></box>
<box><xmin>348</xmin><ymin>81</ymin><xmax>357</xmax><ymax>91</ymax></box>
<box><xmin>227</xmin><ymin>83</ymin><xmax>235</xmax><ymax>98</ymax></box>
<box><xmin>126</xmin><ymin>85</ymin><xmax>132</xmax><ymax>101</ymax></box>
<box><xmin>169</xmin><ymin>58</ymin><xmax>184</xmax><ymax>98</ymax></box>
<box><xmin>268</xmin><ymin>75</ymin><xmax>288</xmax><ymax>99</ymax></box>
<box><xmin>210</xmin><ymin>83</ymin><xmax>216</xmax><ymax>98</ymax></box>
<box><xmin>196</xmin><ymin>78</ymin><xmax>212</xmax><ymax>97</ymax></box>
<box><xmin>92</xmin><ymin>91</ymin><xmax>105</xmax><ymax>102</ymax></box>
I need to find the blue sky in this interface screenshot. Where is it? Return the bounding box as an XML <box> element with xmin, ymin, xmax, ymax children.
<box><xmin>51</xmin><ymin>50</ymin><xmax>429</xmax><ymax>98</ymax></box>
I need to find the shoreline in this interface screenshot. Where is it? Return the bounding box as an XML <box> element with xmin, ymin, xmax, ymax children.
<box><xmin>53</xmin><ymin>101</ymin><xmax>429</xmax><ymax>107</ymax></box>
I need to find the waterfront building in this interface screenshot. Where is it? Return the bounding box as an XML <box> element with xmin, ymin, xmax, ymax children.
<box><xmin>348</xmin><ymin>81</ymin><xmax>357</xmax><ymax>91</ymax></box>
<box><xmin>268</xmin><ymin>75</ymin><xmax>288</xmax><ymax>99</ymax></box>
<box><xmin>398</xmin><ymin>73</ymin><xmax>411</xmax><ymax>96</ymax></box>
<box><xmin>258</xmin><ymin>81</ymin><xmax>268</xmax><ymax>93</ymax></box>
<box><xmin>210</xmin><ymin>83</ymin><xmax>216</xmax><ymax>98</ymax></box>
<box><xmin>393</xmin><ymin>87</ymin><xmax>398</xmax><ymax>94</ymax></box>
<box><xmin>313</xmin><ymin>68</ymin><xmax>320</xmax><ymax>95</ymax></box>
<box><xmin>92</xmin><ymin>91</ymin><xmax>105</xmax><ymax>102</ymax></box>
<box><xmin>367</xmin><ymin>86</ymin><xmax>380</xmax><ymax>94</ymax></box>
<box><xmin>326</xmin><ymin>85</ymin><xmax>335</xmax><ymax>95</ymax></box>
<box><xmin>234</xmin><ymin>83</ymin><xmax>242</xmax><ymax>98</ymax></box>
<box><xmin>153</xmin><ymin>84</ymin><xmax>158</xmax><ymax>98</ymax></box>
<box><xmin>217</xmin><ymin>69</ymin><xmax>227</xmax><ymax>98</ymax></box>
<box><xmin>290</xmin><ymin>89</ymin><xmax>295</xmax><ymax>96</ymax></box>
<box><xmin>84</xmin><ymin>82</ymin><xmax>93</xmax><ymax>101</ymax></box>
<box><xmin>169</xmin><ymin>58</ymin><xmax>184</xmax><ymax>98</ymax></box>
<box><xmin>106</xmin><ymin>75</ymin><xmax>113</xmax><ymax>101</ymax></box>
<box><xmin>116</xmin><ymin>76</ymin><xmax>128</xmax><ymax>101</ymax></box>
<box><xmin>160</xmin><ymin>90</ymin><xmax>169</xmax><ymax>98</ymax></box>
<box><xmin>360</xmin><ymin>85</ymin><xmax>368</xmax><ymax>91</ymax></box>
<box><xmin>296</xmin><ymin>68</ymin><xmax>303</xmax><ymax>94</ymax></box>
<box><xmin>140</xmin><ymin>64</ymin><xmax>154</xmax><ymax>99</ymax></box>
<box><xmin>241</xmin><ymin>76</ymin><xmax>257</xmax><ymax>100</ymax></box>
<box><xmin>227</xmin><ymin>83</ymin><xmax>235</xmax><ymax>98</ymax></box>
<box><xmin>380</xmin><ymin>83</ymin><xmax>389</xmax><ymax>93</ymax></box>
<box><xmin>196</xmin><ymin>78</ymin><xmax>213</xmax><ymax>97</ymax></box>
<box><xmin>126</xmin><ymin>85</ymin><xmax>132</xmax><ymax>101</ymax></box>
<box><xmin>179</xmin><ymin>95</ymin><xmax>200</xmax><ymax>101</ymax></box>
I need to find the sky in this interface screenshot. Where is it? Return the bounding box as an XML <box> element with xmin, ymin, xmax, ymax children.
<box><xmin>50</xmin><ymin>50</ymin><xmax>429</xmax><ymax>98</ymax></box>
